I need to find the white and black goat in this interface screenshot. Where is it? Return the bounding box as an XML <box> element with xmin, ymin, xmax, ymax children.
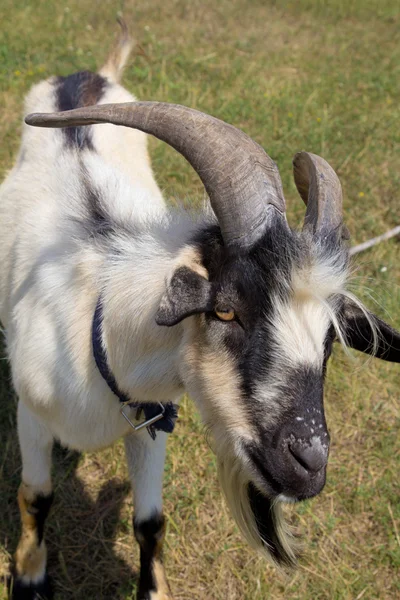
<box><xmin>1</xmin><ymin>23</ymin><xmax>399</xmax><ymax>600</ymax></box>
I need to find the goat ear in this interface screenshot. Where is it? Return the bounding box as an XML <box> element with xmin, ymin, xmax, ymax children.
<box><xmin>343</xmin><ymin>299</ymin><xmax>400</xmax><ymax>362</ymax></box>
<box><xmin>156</xmin><ymin>266</ymin><xmax>213</xmax><ymax>327</ymax></box>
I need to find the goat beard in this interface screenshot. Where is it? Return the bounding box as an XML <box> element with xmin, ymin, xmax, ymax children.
<box><xmin>216</xmin><ymin>450</ymin><xmax>299</xmax><ymax>567</ymax></box>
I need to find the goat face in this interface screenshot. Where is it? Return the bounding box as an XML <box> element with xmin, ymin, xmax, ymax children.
<box><xmin>156</xmin><ymin>220</ymin><xmax>351</xmax><ymax>564</ymax></box>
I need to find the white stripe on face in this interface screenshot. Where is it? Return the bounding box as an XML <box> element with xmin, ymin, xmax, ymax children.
<box><xmin>270</xmin><ymin>255</ymin><xmax>348</xmax><ymax>369</ymax></box>
<box><xmin>270</xmin><ymin>294</ymin><xmax>331</xmax><ymax>368</ymax></box>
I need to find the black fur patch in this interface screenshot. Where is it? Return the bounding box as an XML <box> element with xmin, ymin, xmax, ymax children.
<box><xmin>136</xmin><ymin>590</ymin><xmax>152</xmax><ymax>600</ymax></box>
<box><xmin>272</xmin><ymin>367</ymin><xmax>325</xmax><ymax>432</ymax></box>
<box><xmin>193</xmin><ymin>220</ymin><xmax>304</xmax><ymax>390</ymax></box>
<box><xmin>247</xmin><ymin>482</ymin><xmax>297</xmax><ymax>567</ymax></box>
<box><xmin>9</xmin><ymin>573</ymin><xmax>53</xmax><ymax>600</ymax></box>
<box><xmin>31</xmin><ymin>493</ymin><xmax>54</xmax><ymax>545</ymax></box>
<box><xmin>56</xmin><ymin>71</ymin><xmax>107</xmax><ymax>149</ymax></box>
<box><xmin>134</xmin><ymin>513</ymin><xmax>165</xmax><ymax>597</ymax></box>
<box><xmin>81</xmin><ymin>171</ymin><xmax>114</xmax><ymax>237</ymax></box>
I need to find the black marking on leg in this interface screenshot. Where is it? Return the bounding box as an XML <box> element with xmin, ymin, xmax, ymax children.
<box><xmin>31</xmin><ymin>493</ymin><xmax>54</xmax><ymax>545</ymax></box>
<box><xmin>134</xmin><ymin>513</ymin><xmax>166</xmax><ymax>597</ymax></box>
<box><xmin>14</xmin><ymin>488</ymin><xmax>54</xmax><ymax>597</ymax></box>
<box><xmin>9</xmin><ymin>572</ymin><xmax>53</xmax><ymax>600</ymax></box>
<box><xmin>56</xmin><ymin>71</ymin><xmax>107</xmax><ymax>149</ymax></box>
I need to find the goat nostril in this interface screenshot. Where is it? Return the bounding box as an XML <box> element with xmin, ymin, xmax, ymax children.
<box><xmin>289</xmin><ymin>441</ymin><xmax>327</xmax><ymax>474</ymax></box>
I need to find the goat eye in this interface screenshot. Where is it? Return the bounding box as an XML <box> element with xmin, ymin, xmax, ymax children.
<box><xmin>215</xmin><ymin>308</ymin><xmax>235</xmax><ymax>322</ymax></box>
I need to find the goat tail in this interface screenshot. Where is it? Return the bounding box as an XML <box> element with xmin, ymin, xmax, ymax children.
<box><xmin>99</xmin><ymin>18</ymin><xmax>134</xmax><ymax>84</ymax></box>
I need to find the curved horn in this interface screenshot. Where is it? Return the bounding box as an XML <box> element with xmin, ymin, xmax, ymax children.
<box><xmin>25</xmin><ymin>102</ymin><xmax>286</xmax><ymax>247</ymax></box>
<box><xmin>293</xmin><ymin>152</ymin><xmax>343</xmax><ymax>236</ymax></box>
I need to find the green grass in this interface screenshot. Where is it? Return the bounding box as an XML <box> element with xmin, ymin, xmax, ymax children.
<box><xmin>0</xmin><ymin>1</ymin><xmax>399</xmax><ymax>598</ymax></box>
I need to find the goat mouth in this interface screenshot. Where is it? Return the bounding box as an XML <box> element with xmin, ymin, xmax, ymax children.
<box><xmin>247</xmin><ymin>449</ymin><xmax>284</xmax><ymax>497</ymax></box>
<box><xmin>247</xmin><ymin>447</ymin><xmax>326</xmax><ymax>501</ymax></box>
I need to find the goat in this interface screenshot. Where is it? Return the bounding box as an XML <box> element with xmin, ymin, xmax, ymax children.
<box><xmin>1</xmin><ymin>21</ymin><xmax>400</xmax><ymax>600</ymax></box>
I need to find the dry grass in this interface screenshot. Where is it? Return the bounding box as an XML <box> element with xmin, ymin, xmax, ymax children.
<box><xmin>0</xmin><ymin>1</ymin><xmax>399</xmax><ymax>598</ymax></box>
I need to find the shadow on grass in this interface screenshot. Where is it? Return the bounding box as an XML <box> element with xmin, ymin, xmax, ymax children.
<box><xmin>0</xmin><ymin>344</ymin><xmax>138</xmax><ymax>600</ymax></box>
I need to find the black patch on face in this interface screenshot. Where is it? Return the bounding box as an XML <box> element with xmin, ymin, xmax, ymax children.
<box><xmin>193</xmin><ymin>219</ymin><xmax>303</xmax><ymax>392</ymax></box>
<box><xmin>193</xmin><ymin>221</ymin><xmax>348</xmax><ymax>399</ymax></box>
<box><xmin>56</xmin><ymin>71</ymin><xmax>107</xmax><ymax>149</ymax></box>
<box><xmin>244</xmin><ymin>367</ymin><xmax>329</xmax><ymax>501</ymax></box>
<box><xmin>134</xmin><ymin>513</ymin><xmax>165</xmax><ymax>596</ymax></box>
<box><xmin>276</xmin><ymin>367</ymin><xmax>325</xmax><ymax>430</ymax></box>
<box><xmin>248</xmin><ymin>449</ymin><xmax>284</xmax><ymax>494</ymax></box>
<box><xmin>31</xmin><ymin>492</ymin><xmax>54</xmax><ymax>545</ymax></box>
<box><xmin>247</xmin><ymin>482</ymin><xmax>296</xmax><ymax>566</ymax></box>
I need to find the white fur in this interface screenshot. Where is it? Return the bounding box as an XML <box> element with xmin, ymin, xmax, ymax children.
<box><xmin>271</xmin><ymin>294</ymin><xmax>332</xmax><ymax>367</ymax></box>
<box><xmin>271</xmin><ymin>249</ymin><xmax>349</xmax><ymax>369</ymax></box>
<box><xmin>18</xmin><ymin>401</ymin><xmax>53</xmax><ymax>490</ymax></box>
<box><xmin>125</xmin><ymin>430</ymin><xmax>169</xmax><ymax>521</ymax></box>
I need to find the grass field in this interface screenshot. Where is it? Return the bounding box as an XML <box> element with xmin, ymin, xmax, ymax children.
<box><xmin>0</xmin><ymin>1</ymin><xmax>399</xmax><ymax>599</ymax></box>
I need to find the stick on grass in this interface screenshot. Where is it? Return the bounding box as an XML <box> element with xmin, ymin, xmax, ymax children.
<box><xmin>350</xmin><ymin>226</ymin><xmax>400</xmax><ymax>256</ymax></box>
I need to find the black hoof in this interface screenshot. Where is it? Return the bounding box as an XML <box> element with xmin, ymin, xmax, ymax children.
<box><xmin>9</xmin><ymin>573</ymin><xmax>53</xmax><ymax>600</ymax></box>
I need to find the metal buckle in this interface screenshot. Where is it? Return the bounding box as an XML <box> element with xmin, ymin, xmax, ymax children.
<box><xmin>120</xmin><ymin>401</ymin><xmax>165</xmax><ymax>432</ymax></box>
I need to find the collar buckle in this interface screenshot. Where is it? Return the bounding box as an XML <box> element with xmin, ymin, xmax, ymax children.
<box><xmin>120</xmin><ymin>401</ymin><xmax>166</xmax><ymax>433</ymax></box>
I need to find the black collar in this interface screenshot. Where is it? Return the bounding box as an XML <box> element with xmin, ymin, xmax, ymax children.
<box><xmin>92</xmin><ymin>298</ymin><xmax>178</xmax><ymax>439</ymax></box>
